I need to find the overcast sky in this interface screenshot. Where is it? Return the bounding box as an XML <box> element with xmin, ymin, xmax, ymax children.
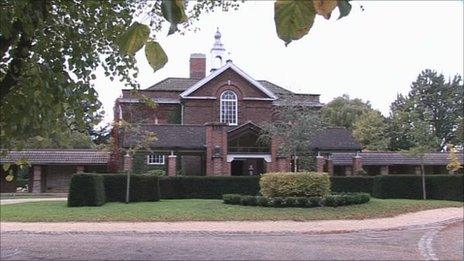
<box><xmin>93</xmin><ymin>1</ymin><xmax>463</xmax><ymax>124</ymax></box>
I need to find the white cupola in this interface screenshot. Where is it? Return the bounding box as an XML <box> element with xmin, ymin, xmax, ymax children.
<box><xmin>210</xmin><ymin>28</ymin><xmax>227</xmax><ymax>71</ymax></box>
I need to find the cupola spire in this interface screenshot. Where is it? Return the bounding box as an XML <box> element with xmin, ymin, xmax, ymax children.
<box><xmin>210</xmin><ymin>27</ymin><xmax>227</xmax><ymax>71</ymax></box>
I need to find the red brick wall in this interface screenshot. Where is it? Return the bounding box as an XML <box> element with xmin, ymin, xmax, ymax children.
<box><xmin>205</xmin><ymin>123</ymin><xmax>229</xmax><ymax>176</ymax></box>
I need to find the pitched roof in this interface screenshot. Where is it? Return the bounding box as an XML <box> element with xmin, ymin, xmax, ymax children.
<box><xmin>147</xmin><ymin>77</ymin><xmax>294</xmax><ymax>96</ymax></box>
<box><xmin>310</xmin><ymin>128</ymin><xmax>362</xmax><ymax>151</ymax></box>
<box><xmin>331</xmin><ymin>152</ymin><xmax>464</xmax><ymax>166</ymax></box>
<box><xmin>180</xmin><ymin>62</ymin><xmax>278</xmax><ymax>100</ymax></box>
<box><xmin>273</xmin><ymin>93</ymin><xmax>324</xmax><ymax>107</ymax></box>
<box><xmin>122</xmin><ymin>124</ymin><xmax>206</xmax><ymax>150</ymax></box>
<box><xmin>146</xmin><ymin>77</ymin><xmax>199</xmax><ymax>91</ymax></box>
<box><xmin>0</xmin><ymin>150</ymin><xmax>109</xmax><ymax>165</ymax></box>
<box><xmin>143</xmin><ymin>74</ymin><xmax>323</xmax><ymax>107</ymax></box>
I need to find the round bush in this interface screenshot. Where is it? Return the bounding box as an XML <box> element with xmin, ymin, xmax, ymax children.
<box><xmin>260</xmin><ymin>172</ymin><xmax>331</xmax><ymax>198</ymax></box>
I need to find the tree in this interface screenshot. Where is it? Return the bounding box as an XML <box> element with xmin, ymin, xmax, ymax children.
<box><xmin>352</xmin><ymin>110</ymin><xmax>389</xmax><ymax>151</ymax></box>
<box><xmin>321</xmin><ymin>94</ymin><xmax>372</xmax><ymax>131</ymax></box>
<box><xmin>1</xmin><ymin>0</ymin><xmax>354</xmax><ymax>150</ymax></box>
<box><xmin>260</xmin><ymin>97</ymin><xmax>324</xmax><ymax>172</ymax></box>
<box><xmin>387</xmin><ymin>94</ymin><xmax>416</xmax><ymax>151</ymax></box>
<box><xmin>446</xmin><ymin>144</ymin><xmax>463</xmax><ymax>174</ymax></box>
<box><xmin>403</xmin><ymin>115</ymin><xmax>440</xmax><ymax>200</ymax></box>
<box><xmin>388</xmin><ymin>70</ymin><xmax>463</xmax><ymax>151</ymax></box>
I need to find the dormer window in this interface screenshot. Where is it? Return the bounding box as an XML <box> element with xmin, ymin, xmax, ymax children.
<box><xmin>220</xmin><ymin>90</ymin><xmax>237</xmax><ymax>125</ymax></box>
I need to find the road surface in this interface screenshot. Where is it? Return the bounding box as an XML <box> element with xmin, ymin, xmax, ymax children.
<box><xmin>1</xmin><ymin>221</ymin><xmax>462</xmax><ymax>260</ymax></box>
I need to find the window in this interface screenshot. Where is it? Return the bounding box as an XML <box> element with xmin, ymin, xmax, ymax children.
<box><xmin>147</xmin><ymin>154</ymin><xmax>165</xmax><ymax>165</ymax></box>
<box><xmin>220</xmin><ymin>90</ymin><xmax>238</xmax><ymax>125</ymax></box>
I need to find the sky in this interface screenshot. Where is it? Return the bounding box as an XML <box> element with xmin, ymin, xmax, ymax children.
<box><xmin>93</xmin><ymin>1</ymin><xmax>463</xmax><ymax>124</ymax></box>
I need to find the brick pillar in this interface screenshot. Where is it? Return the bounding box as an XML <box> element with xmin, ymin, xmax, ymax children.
<box><xmin>168</xmin><ymin>155</ymin><xmax>177</xmax><ymax>176</ymax></box>
<box><xmin>269</xmin><ymin>136</ymin><xmax>282</xmax><ymax>173</ymax></box>
<box><xmin>76</xmin><ymin>165</ymin><xmax>85</xmax><ymax>173</ymax></box>
<box><xmin>123</xmin><ymin>153</ymin><xmax>133</xmax><ymax>173</ymax></box>
<box><xmin>205</xmin><ymin>122</ymin><xmax>228</xmax><ymax>176</ymax></box>
<box><xmin>327</xmin><ymin>157</ymin><xmax>334</xmax><ymax>176</ymax></box>
<box><xmin>316</xmin><ymin>155</ymin><xmax>325</xmax><ymax>173</ymax></box>
<box><xmin>32</xmin><ymin>165</ymin><xmax>42</xmax><ymax>193</ymax></box>
<box><xmin>380</xmin><ymin>166</ymin><xmax>389</xmax><ymax>175</ymax></box>
<box><xmin>352</xmin><ymin>154</ymin><xmax>363</xmax><ymax>175</ymax></box>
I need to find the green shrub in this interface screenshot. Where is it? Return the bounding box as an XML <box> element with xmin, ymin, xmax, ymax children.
<box><xmin>146</xmin><ymin>169</ymin><xmax>166</xmax><ymax>176</ymax></box>
<box><xmin>270</xmin><ymin>197</ymin><xmax>284</xmax><ymax>208</ymax></box>
<box><xmin>358</xmin><ymin>193</ymin><xmax>371</xmax><ymax>204</ymax></box>
<box><xmin>322</xmin><ymin>195</ymin><xmax>339</xmax><ymax>207</ymax></box>
<box><xmin>102</xmin><ymin>174</ymin><xmax>160</xmax><ymax>202</ymax></box>
<box><xmin>68</xmin><ymin>174</ymin><xmax>105</xmax><ymax>207</ymax></box>
<box><xmin>260</xmin><ymin>172</ymin><xmax>331</xmax><ymax>198</ymax></box>
<box><xmin>295</xmin><ymin>197</ymin><xmax>308</xmax><ymax>207</ymax></box>
<box><xmin>241</xmin><ymin>195</ymin><xmax>258</xmax><ymax>206</ymax></box>
<box><xmin>330</xmin><ymin>176</ymin><xmax>374</xmax><ymax>194</ymax></box>
<box><xmin>223</xmin><ymin>194</ymin><xmax>242</xmax><ymax>205</ymax></box>
<box><xmin>159</xmin><ymin>176</ymin><xmax>260</xmax><ymax>199</ymax></box>
<box><xmin>284</xmin><ymin>197</ymin><xmax>298</xmax><ymax>207</ymax></box>
<box><xmin>373</xmin><ymin>175</ymin><xmax>463</xmax><ymax>201</ymax></box>
<box><xmin>307</xmin><ymin>197</ymin><xmax>322</xmax><ymax>207</ymax></box>
<box><xmin>256</xmin><ymin>196</ymin><xmax>270</xmax><ymax>207</ymax></box>
<box><xmin>222</xmin><ymin>193</ymin><xmax>369</xmax><ymax>208</ymax></box>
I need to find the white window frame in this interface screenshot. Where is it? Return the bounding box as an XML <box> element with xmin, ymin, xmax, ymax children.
<box><xmin>220</xmin><ymin>90</ymin><xmax>238</xmax><ymax>125</ymax></box>
<box><xmin>147</xmin><ymin>154</ymin><xmax>165</xmax><ymax>165</ymax></box>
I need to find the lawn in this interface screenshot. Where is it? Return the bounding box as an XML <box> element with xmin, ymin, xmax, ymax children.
<box><xmin>1</xmin><ymin>198</ymin><xmax>462</xmax><ymax>222</ymax></box>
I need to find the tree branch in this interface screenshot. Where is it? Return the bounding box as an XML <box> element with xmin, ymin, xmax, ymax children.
<box><xmin>0</xmin><ymin>33</ymin><xmax>32</xmax><ymax>101</ymax></box>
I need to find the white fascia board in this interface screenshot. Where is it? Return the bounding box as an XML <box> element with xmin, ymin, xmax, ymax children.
<box><xmin>227</xmin><ymin>153</ymin><xmax>272</xmax><ymax>163</ymax></box>
<box><xmin>180</xmin><ymin>62</ymin><xmax>277</xmax><ymax>100</ymax></box>
<box><xmin>181</xmin><ymin>96</ymin><xmax>217</xmax><ymax>100</ymax></box>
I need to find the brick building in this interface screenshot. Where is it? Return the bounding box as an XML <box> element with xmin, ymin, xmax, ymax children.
<box><xmin>111</xmin><ymin>29</ymin><xmax>361</xmax><ymax>176</ymax></box>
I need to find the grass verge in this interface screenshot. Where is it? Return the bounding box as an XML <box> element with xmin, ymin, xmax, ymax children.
<box><xmin>1</xmin><ymin>198</ymin><xmax>462</xmax><ymax>222</ymax></box>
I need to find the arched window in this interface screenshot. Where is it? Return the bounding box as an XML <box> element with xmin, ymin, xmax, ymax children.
<box><xmin>220</xmin><ymin>90</ymin><xmax>237</xmax><ymax>125</ymax></box>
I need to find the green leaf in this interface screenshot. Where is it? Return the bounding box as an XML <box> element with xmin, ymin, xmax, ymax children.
<box><xmin>118</xmin><ymin>22</ymin><xmax>150</xmax><ymax>55</ymax></box>
<box><xmin>161</xmin><ymin>0</ymin><xmax>187</xmax><ymax>35</ymax></box>
<box><xmin>274</xmin><ymin>0</ymin><xmax>316</xmax><ymax>46</ymax></box>
<box><xmin>145</xmin><ymin>41</ymin><xmax>168</xmax><ymax>72</ymax></box>
<box><xmin>2</xmin><ymin>163</ymin><xmax>11</xmax><ymax>172</ymax></box>
<box><xmin>337</xmin><ymin>0</ymin><xmax>352</xmax><ymax>20</ymax></box>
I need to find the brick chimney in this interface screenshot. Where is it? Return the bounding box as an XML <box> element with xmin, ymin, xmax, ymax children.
<box><xmin>189</xmin><ymin>53</ymin><xmax>206</xmax><ymax>79</ymax></box>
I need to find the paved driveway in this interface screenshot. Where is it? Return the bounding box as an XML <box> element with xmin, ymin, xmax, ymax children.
<box><xmin>1</xmin><ymin>221</ymin><xmax>462</xmax><ymax>260</ymax></box>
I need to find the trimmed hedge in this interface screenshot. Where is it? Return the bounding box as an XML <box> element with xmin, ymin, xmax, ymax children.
<box><xmin>223</xmin><ymin>193</ymin><xmax>370</xmax><ymax>208</ymax></box>
<box><xmin>159</xmin><ymin>176</ymin><xmax>260</xmax><ymax>199</ymax></box>
<box><xmin>330</xmin><ymin>176</ymin><xmax>374</xmax><ymax>194</ymax></box>
<box><xmin>68</xmin><ymin>174</ymin><xmax>105</xmax><ymax>207</ymax></box>
<box><xmin>372</xmin><ymin>175</ymin><xmax>463</xmax><ymax>201</ymax></box>
<box><xmin>102</xmin><ymin>174</ymin><xmax>160</xmax><ymax>202</ymax></box>
<box><xmin>260</xmin><ymin>172</ymin><xmax>331</xmax><ymax>198</ymax></box>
